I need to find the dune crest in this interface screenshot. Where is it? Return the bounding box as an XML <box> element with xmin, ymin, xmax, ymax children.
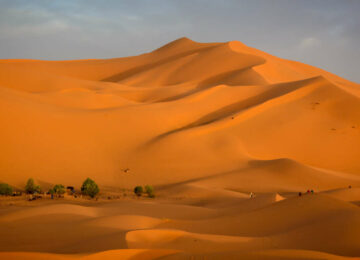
<box><xmin>1</xmin><ymin>37</ymin><xmax>360</xmax><ymax>259</ymax></box>
<box><xmin>1</xmin><ymin>37</ymin><xmax>359</xmax><ymax>189</ymax></box>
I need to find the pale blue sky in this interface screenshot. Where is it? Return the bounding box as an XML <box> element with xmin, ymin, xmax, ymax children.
<box><xmin>0</xmin><ymin>0</ymin><xmax>359</xmax><ymax>82</ymax></box>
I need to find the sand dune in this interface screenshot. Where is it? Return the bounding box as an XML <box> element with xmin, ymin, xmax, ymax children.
<box><xmin>322</xmin><ymin>187</ymin><xmax>360</xmax><ymax>202</ymax></box>
<box><xmin>161</xmin><ymin>249</ymin><xmax>356</xmax><ymax>260</ymax></box>
<box><xmin>88</xmin><ymin>214</ymin><xmax>163</xmax><ymax>230</ymax></box>
<box><xmin>126</xmin><ymin>229</ymin><xmax>255</xmax><ymax>252</ymax></box>
<box><xmin>155</xmin><ymin>195</ymin><xmax>360</xmax><ymax>256</ymax></box>
<box><xmin>1</xmin><ymin>37</ymin><xmax>360</xmax><ymax>188</ymax></box>
<box><xmin>1</xmin><ymin>37</ymin><xmax>360</xmax><ymax>259</ymax></box>
<box><xmin>0</xmin><ymin>249</ymin><xmax>178</xmax><ymax>260</ymax></box>
<box><xmin>0</xmin><ymin>204</ymin><xmax>100</xmax><ymax>222</ymax></box>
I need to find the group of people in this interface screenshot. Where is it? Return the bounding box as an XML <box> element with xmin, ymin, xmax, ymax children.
<box><xmin>249</xmin><ymin>185</ymin><xmax>353</xmax><ymax>199</ymax></box>
<box><xmin>298</xmin><ymin>189</ymin><xmax>314</xmax><ymax>196</ymax></box>
<box><xmin>298</xmin><ymin>185</ymin><xmax>353</xmax><ymax>197</ymax></box>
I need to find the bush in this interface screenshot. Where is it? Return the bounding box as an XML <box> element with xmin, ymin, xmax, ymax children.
<box><xmin>81</xmin><ymin>178</ymin><xmax>99</xmax><ymax>198</ymax></box>
<box><xmin>145</xmin><ymin>185</ymin><xmax>155</xmax><ymax>198</ymax></box>
<box><xmin>134</xmin><ymin>186</ymin><xmax>143</xmax><ymax>196</ymax></box>
<box><xmin>0</xmin><ymin>183</ymin><xmax>13</xmax><ymax>196</ymax></box>
<box><xmin>25</xmin><ymin>178</ymin><xmax>41</xmax><ymax>194</ymax></box>
<box><xmin>53</xmin><ymin>184</ymin><xmax>65</xmax><ymax>196</ymax></box>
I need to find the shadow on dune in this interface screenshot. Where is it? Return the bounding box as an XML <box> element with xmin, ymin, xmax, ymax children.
<box><xmin>147</xmin><ymin>76</ymin><xmax>322</xmax><ymax>145</ymax></box>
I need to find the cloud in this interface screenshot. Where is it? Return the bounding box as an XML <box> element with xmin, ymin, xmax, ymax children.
<box><xmin>0</xmin><ymin>6</ymin><xmax>72</xmax><ymax>37</ymax></box>
<box><xmin>299</xmin><ymin>37</ymin><xmax>321</xmax><ymax>49</ymax></box>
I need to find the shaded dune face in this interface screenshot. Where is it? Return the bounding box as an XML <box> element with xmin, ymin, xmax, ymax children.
<box><xmin>0</xmin><ymin>37</ymin><xmax>359</xmax><ymax>191</ymax></box>
<box><xmin>1</xmin><ymin>37</ymin><xmax>360</xmax><ymax>260</ymax></box>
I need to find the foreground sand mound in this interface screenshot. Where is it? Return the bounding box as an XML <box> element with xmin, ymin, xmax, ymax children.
<box><xmin>0</xmin><ymin>204</ymin><xmax>99</xmax><ymax>222</ymax></box>
<box><xmin>88</xmin><ymin>214</ymin><xmax>163</xmax><ymax>230</ymax></box>
<box><xmin>126</xmin><ymin>229</ymin><xmax>255</xmax><ymax>253</ymax></box>
<box><xmin>161</xmin><ymin>249</ymin><xmax>355</xmax><ymax>260</ymax></box>
<box><xmin>0</xmin><ymin>194</ymin><xmax>359</xmax><ymax>258</ymax></box>
<box><xmin>0</xmin><ymin>249</ymin><xmax>178</xmax><ymax>260</ymax></box>
<box><xmin>104</xmin><ymin>195</ymin><xmax>360</xmax><ymax>257</ymax></box>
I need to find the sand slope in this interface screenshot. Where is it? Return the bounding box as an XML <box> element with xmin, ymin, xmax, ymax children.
<box><xmin>1</xmin><ymin>195</ymin><xmax>359</xmax><ymax>259</ymax></box>
<box><xmin>1</xmin><ymin>37</ymin><xmax>360</xmax><ymax>259</ymax></box>
<box><xmin>1</xmin><ymin>37</ymin><xmax>360</xmax><ymax>189</ymax></box>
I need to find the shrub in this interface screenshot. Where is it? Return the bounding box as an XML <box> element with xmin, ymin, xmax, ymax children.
<box><xmin>134</xmin><ymin>186</ymin><xmax>143</xmax><ymax>196</ymax></box>
<box><xmin>81</xmin><ymin>178</ymin><xmax>99</xmax><ymax>198</ymax></box>
<box><xmin>0</xmin><ymin>183</ymin><xmax>13</xmax><ymax>196</ymax></box>
<box><xmin>53</xmin><ymin>184</ymin><xmax>65</xmax><ymax>196</ymax></box>
<box><xmin>25</xmin><ymin>178</ymin><xmax>41</xmax><ymax>194</ymax></box>
<box><xmin>145</xmin><ymin>185</ymin><xmax>155</xmax><ymax>198</ymax></box>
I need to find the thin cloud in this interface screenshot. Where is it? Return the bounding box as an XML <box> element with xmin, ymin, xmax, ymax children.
<box><xmin>299</xmin><ymin>37</ymin><xmax>321</xmax><ymax>49</ymax></box>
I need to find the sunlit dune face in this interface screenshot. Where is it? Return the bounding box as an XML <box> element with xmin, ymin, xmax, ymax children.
<box><xmin>0</xmin><ymin>37</ymin><xmax>360</xmax><ymax>259</ymax></box>
<box><xmin>0</xmin><ymin>37</ymin><xmax>359</xmax><ymax>189</ymax></box>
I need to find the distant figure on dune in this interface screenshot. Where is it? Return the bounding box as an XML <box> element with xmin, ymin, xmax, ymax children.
<box><xmin>349</xmin><ymin>185</ymin><xmax>352</xmax><ymax>189</ymax></box>
<box><xmin>299</xmin><ymin>192</ymin><xmax>302</xmax><ymax>197</ymax></box>
<box><xmin>250</xmin><ymin>192</ymin><xmax>255</xmax><ymax>198</ymax></box>
<box><xmin>311</xmin><ymin>190</ymin><xmax>314</xmax><ymax>194</ymax></box>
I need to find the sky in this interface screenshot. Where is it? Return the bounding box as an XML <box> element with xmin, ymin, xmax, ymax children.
<box><xmin>0</xmin><ymin>0</ymin><xmax>359</xmax><ymax>82</ymax></box>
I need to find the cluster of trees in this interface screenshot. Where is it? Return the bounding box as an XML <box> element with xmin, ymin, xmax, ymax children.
<box><xmin>48</xmin><ymin>184</ymin><xmax>65</xmax><ymax>198</ymax></box>
<box><xmin>0</xmin><ymin>183</ymin><xmax>12</xmax><ymax>196</ymax></box>
<box><xmin>0</xmin><ymin>178</ymin><xmax>41</xmax><ymax>196</ymax></box>
<box><xmin>134</xmin><ymin>185</ymin><xmax>155</xmax><ymax>198</ymax></box>
<box><xmin>25</xmin><ymin>178</ymin><xmax>41</xmax><ymax>194</ymax></box>
<box><xmin>1</xmin><ymin>178</ymin><xmax>156</xmax><ymax>200</ymax></box>
<box><xmin>0</xmin><ymin>178</ymin><xmax>100</xmax><ymax>199</ymax></box>
<box><xmin>81</xmin><ymin>178</ymin><xmax>99</xmax><ymax>198</ymax></box>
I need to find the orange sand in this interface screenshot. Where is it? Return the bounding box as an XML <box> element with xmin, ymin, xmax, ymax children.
<box><xmin>0</xmin><ymin>37</ymin><xmax>360</xmax><ymax>259</ymax></box>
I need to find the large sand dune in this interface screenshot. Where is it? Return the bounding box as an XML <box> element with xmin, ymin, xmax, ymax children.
<box><xmin>1</xmin><ymin>37</ymin><xmax>360</xmax><ymax>259</ymax></box>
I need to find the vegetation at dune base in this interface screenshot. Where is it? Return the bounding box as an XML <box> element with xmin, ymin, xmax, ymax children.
<box><xmin>25</xmin><ymin>178</ymin><xmax>41</xmax><ymax>194</ymax></box>
<box><xmin>0</xmin><ymin>183</ymin><xmax>13</xmax><ymax>196</ymax></box>
<box><xmin>48</xmin><ymin>188</ymin><xmax>55</xmax><ymax>196</ymax></box>
<box><xmin>0</xmin><ymin>177</ymin><xmax>157</xmax><ymax>200</ymax></box>
<box><xmin>81</xmin><ymin>178</ymin><xmax>99</xmax><ymax>198</ymax></box>
<box><xmin>134</xmin><ymin>186</ymin><xmax>143</xmax><ymax>196</ymax></box>
<box><xmin>49</xmin><ymin>184</ymin><xmax>66</xmax><ymax>197</ymax></box>
<box><xmin>145</xmin><ymin>185</ymin><xmax>155</xmax><ymax>198</ymax></box>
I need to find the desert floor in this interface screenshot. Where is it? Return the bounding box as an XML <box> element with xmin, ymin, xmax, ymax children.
<box><xmin>1</xmin><ymin>37</ymin><xmax>360</xmax><ymax>259</ymax></box>
<box><xmin>0</xmin><ymin>187</ymin><xmax>360</xmax><ymax>260</ymax></box>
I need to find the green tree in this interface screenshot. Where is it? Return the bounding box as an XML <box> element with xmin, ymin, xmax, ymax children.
<box><xmin>145</xmin><ymin>185</ymin><xmax>155</xmax><ymax>198</ymax></box>
<box><xmin>81</xmin><ymin>178</ymin><xmax>99</xmax><ymax>198</ymax></box>
<box><xmin>25</xmin><ymin>178</ymin><xmax>41</xmax><ymax>194</ymax></box>
<box><xmin>0</xmin><ymin>183</ymin><xmax>13</xmax><ymax>196</ymax></box>
<box><xmin>53</xmin><ymin>184</ymin><xmax>65</xmax><ymax>197</ymax></box>
<box><xmin>134</xmin><ymin>186</ymin><xmax>143</xmax><ymax>196</ymax></box>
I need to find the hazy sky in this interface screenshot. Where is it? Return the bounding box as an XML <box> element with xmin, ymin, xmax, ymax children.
<box><xmin>0</xmin><ymin>0</ymin><xmax>359</xmax><ymax>82</ymax></box>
